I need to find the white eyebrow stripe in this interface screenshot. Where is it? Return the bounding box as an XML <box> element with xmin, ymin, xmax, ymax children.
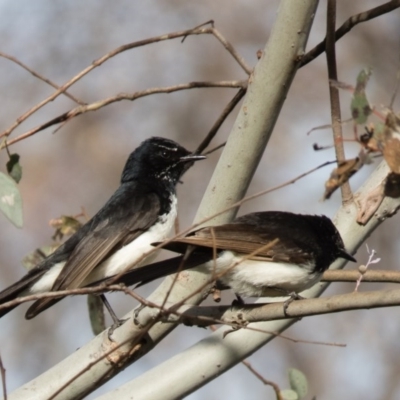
<box><xmin>156</xmin><ymin>144</ymin><xmax>179</xmax><ymax>151</ymax></box>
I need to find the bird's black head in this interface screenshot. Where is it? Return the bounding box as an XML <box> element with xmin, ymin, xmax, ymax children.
<box><xmin>121</xmin><ymin>137</ymin><xmax>205</xmax><ymax>184</ymax></box>
<box><xmin>301</xmin><ymin>214</ymin><xmax>356</xmax><ymax>272</ymax></box>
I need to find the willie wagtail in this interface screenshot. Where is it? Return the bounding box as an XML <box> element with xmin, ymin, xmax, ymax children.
<box><xmin>0</xmin><ymin>137</ymin><xmax>205</xmax><ymax>318</ymax></box>
<box><xmin>102</xmin><ymin>211</ymin><xmax>356</xmax><ymax>299</ymax></box>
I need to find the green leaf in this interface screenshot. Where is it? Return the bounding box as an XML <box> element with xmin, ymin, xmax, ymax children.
<box><xmin>289</xmin><ymin>368</ymin><xmax>308</xmax><ymax>399</ymax></box>
<box><xmin>87</xmin><ymin>295</ymin><xmax>106</xmax><ymax>335</ymax></box>
<box><xmin>280</xmin><ymin>389</ymin><xmax>299</xmax><ymax>400</ymax></box>
<box><xmin>0</xmin><ymin>172</ymin><xmax>23</xmax><ymax>228</ymax></box>
<box><xmin>6</xmin><ymin>153</ymin><xmax>22</xmax><ymax>183</ymax></box>
<box><xmin>351</xmin><ymin>68</ymin><xmax>372</xmax><ymax>125</ymax></box>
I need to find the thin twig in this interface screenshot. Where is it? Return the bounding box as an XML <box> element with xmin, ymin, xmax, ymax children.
<box><xmin>0</xmin><ymin>284</ymin><xmax>126</xmax><ymax>312</ymax></box>
<box><xmin>3</xmin><ymin>80</ymin><xmax>246</xmax><ymax>148</ymax></box>
<box><xmin>389</xmin><ymin>54</ymin><xmax>400</xmax><ymax>108</ymax></box>
<box><xmin>241</xmin><ymin>360</ymin><xmax>284</xmax><ymax>400</ymax></box>
<box><xmin>210</xmin><ymin>325</ymin><xmax>284</xmax><ymax>400</ymax></box>
<box><xmin>211</xmin><ymin>28</ymin><xmax>253</xmax><ymax>75</ymax></box>
<box><xmin>0</xmin><ymin>23</ymin><xmax>250</xmax><ymax>140</ymax></box>
<box><xmin>0</xmin><ymin>52</ymin><xmax>86</xmax><ymax>105</ymax></box>
<box><xmin>326</xmin><ymin>0</ymin><xmax>352</xmax><ymax>204</ymax></box>
<box><xmin>0</xmin><ymin>353</ymin><xmax>7</xmax><ymax>400</ymax></box>
<box><xmin>196</xmin><ymin>88</ymin><xmax>246</xmax><ymax>154</ymax></box>
<box><xmin>202</xmin><ymin>142</ymin><xmax>226</xmax><ymax>156</ymax></box>
<box><xmin>46</xmin><ymin>317</ymin><xmax>161</xmax><ymax>400</ymax></box>
<box><xmin>300</xmin><ymin>0</ymin><xmax>400</xmax><ymax>67</ymax></box>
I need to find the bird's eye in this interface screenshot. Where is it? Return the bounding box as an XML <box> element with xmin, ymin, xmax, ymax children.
<box><xmin>161</xmin><ymin>150</ymin><xmax>169</xmax><ymax>158</ymax></box>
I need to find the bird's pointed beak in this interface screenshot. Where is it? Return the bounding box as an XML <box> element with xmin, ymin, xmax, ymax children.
<box><xmin>338</xmin><ymin>249</ymin><xmax>356</xmax><ymax>262</ymax></box>
<box><xmin>179</xmin><ymin>154</ymin><xmax>206</xmax><ymax>163</ymax></box>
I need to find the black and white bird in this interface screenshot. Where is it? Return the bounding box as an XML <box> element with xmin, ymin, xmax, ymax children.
<box><xmin>104</xmin><ymin>211</ymin><xmax>356</xmax><ymax>300</ymax></box>
<box><xmin>0</xmin><ymin>137</ymin><xmax>205</xmax><ymax>318</ymax></box>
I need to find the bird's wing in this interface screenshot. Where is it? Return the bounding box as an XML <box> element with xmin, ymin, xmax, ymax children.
<box><xmin>161</xmin><ymin>223</ymin><xmax>312</xmax><ymax>264</ymax></box>
<box><xmin>26</xmin><ymin>190</ymin><xmax>161</xmax><ymax>318</ymax></box>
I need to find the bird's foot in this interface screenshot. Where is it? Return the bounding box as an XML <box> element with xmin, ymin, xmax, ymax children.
<box><xmin>107</xmin><ymin>317</ymin><xmax>128</xmax><ymax>341</ymax></box>
<box><xmin>231</xmin><ymin>294</ymin><xmax>245</xmax><ymax>308</ymax></box>
<box><xmin>283</xmin><ymin>292</ymin><xmax>304</xmax><ymax>316</ymax></box>
<box><xmin>133</xmin><ymin>303</ymin><xmax>146</xmax><ymax>326</ymax></box>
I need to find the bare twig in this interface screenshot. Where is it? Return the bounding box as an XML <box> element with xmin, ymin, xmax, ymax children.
<box><xmin>326</xmin><ymin>0</ymin><xmax>352</xmax><ymax>204</ymax></box>
<box><xmin>196</xmin><ymin>88</ymin><xmax>246</xmax><ymax>154</ymax></box>
<box><xmin>0</xmin><ymin>52</ymin><xmax>86</xmax><ymax>105</ymax></box>
<box><xmin>389</xmin><ymin>54</ymin><xmax>400</xmax><ymax>108</ymax></box>
<box><xmin>210</xmin><ymin>325</ymin><xmax>284</xmax><ymax>400</ymax></box>
<box><xmin>241</xmin><ymin>359</ymin><xmax>283</xmax><ymax>400</ymax></box>
<box><xmin>46</xmin><ymin>317</ymin><xmax>161</xmax><ymax>400</ymax></box>
<box><xmin>300</xmin><ymin>0</ymin><xmax>400</xmax><ymax>67</ymax></box>
<box><xmin>0</xmin><ymin>284</ymin><xmax>126</xmax><ymax>313</ymax></box>
<box><xmin>202</xmin><ymin>142</ymin><xmax>226</xmax><ymax>156</ymax></box>
<box><xmin>210</xmin><ymin>27</ymin><xmax>253</xmax><ymax>75</ymax></box>
<box><xmin>0</xmin><ymin>354</ymin><xmax>7</xmax><ymax>400</ymax></box>
<box><xmin>2</xmin><ymin>80</ymin><xmax>246</xmax><ymax>148</ymax></box>
<box><xmin>0</xmin><ymin>23</ymin><xmax>250</xmax><ymax>141</ymax></box>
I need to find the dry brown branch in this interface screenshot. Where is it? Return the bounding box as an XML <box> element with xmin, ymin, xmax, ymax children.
<box><xmin>0</xmin><ymin>23</ymin><xmax>250</xmax><ymax>141</ymax></box>
<box><xmin>300</xmin><ymin>0</ymin><xmax>400</xmax><ymax>67</ymax></box>
<box><xmin>3</xmin><ymin>80</ymin><xmax>247</xmax><ymax>148</ymax></box>
<box><xmin>0</xmin><ymin>52</ymin><xmax>86</xmax><ymax>105</ymax></box>
<box><xmin>0</xmin><ymin>284</ymin><xmax>126</xmax><ymax>313</ymax></box>
<box><xmin>325</xmin><ymin>0</ymin><xmax>352</xmax><ymax>204</ymax></box>
<box><xmin>210</xmin><ymin>325</ymin><xmax>283</xmax><ymax>400</ymax></box>
<box><xmin>241</xmin><ymin>360</ymin><xmax>283</xmax><ymax>400</ymax></box>
<box><xmin>195</xmin><ymin>88</ymin><xmax>246</xmax><ymax>154</ymax></box>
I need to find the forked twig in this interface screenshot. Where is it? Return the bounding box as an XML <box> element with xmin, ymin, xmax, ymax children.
<box><xmin>0</xmin><ymin>52</ymin><xmax>86</xmax><ymax>105</ymax></box>
<box><xmin>0</xmin><ymin>22</ymin><xmax>251</xmax><ymax>142</ymax></box>
<box><xmin>196</xmin><ymin>88</ymin><xmax>246</xmax><ymax>154</ymax></box>
<box><xmin>3</xmin><ymin>80</ymin><xmax>247</xmax><ymax>148</ymax></box>
<box><xmin>300</xmin><ymin>0</ymin><xmax>400</xmax><ymax>67</ymax></box>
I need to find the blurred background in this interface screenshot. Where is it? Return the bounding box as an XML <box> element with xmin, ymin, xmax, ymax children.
<box><xmin>0</xmin><ymin>1</ymin><xmax>399</xmax><ymax>399</ymax></box>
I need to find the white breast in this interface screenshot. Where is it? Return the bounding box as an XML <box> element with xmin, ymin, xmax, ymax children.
<box><xmin>29</xmin><ymin>195</ymin><xmax>178</xmax><ymax>293</ymax></box>
<box><xmin>206</xmin><ymin>250</ymin><xmax>321</xmax><ymax>298</ymax></box>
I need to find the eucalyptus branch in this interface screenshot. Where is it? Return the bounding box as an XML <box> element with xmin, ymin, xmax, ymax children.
<box><xmin>156</xmin><ymin>288</ymin><xmax>400</xmax><ymax>327</ymax></box>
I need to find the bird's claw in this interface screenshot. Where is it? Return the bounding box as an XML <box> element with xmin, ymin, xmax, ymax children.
<box><xmin>283</xmin><ymin>292</ymin><xmax>304</xmax><ymax>316</ymax></box>
<box><xmin>107</xmin><ymin>318</ymin><xmax>128</xmax><ymax>341</ymax></box>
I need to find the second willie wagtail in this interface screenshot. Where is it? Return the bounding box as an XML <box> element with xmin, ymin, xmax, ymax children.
<box><xmin>104</xmin><ymin>211</ymin><xmax>356</xmax><ymax>301</ymax></box>
<box><xmin>0</xmin><ymin>137</ymin><xmax>205</xmax><ymax>318</ymax></box>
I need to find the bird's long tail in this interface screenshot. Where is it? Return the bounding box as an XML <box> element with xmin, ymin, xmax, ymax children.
<box><xmin>95</xmin><ymin>251</ymin><xmax>211</xmax><ymax>288</ymax></box>
<box><xmin>0</xmin><ymin>270</ymin><xmax>45</xmax><ymax>318</ymax></box>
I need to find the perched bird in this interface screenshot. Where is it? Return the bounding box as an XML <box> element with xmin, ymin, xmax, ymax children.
<box><xmin>0</xmin><ymin>137</ymin><xmax>205</xmax><ymax>318</ymax></box>
<box><xmin>104</xmin><ymin>211</ymin><xmax>356</xmax><ymax>301</ymax></box>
